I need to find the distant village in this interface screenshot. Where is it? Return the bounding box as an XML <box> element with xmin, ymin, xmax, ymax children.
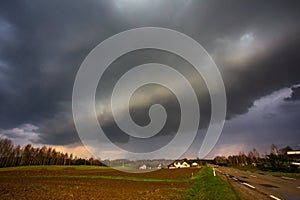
<box><xmin>139</xmin><ymin>159</ymin><xmax>211</xmax><ymax>170</ymax></box>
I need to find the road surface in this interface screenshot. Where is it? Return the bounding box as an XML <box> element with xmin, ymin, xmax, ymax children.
<box><xmin>215</xmin><ymin>167</ymin><xmax>300</xmax><ymax>200</ymax></box>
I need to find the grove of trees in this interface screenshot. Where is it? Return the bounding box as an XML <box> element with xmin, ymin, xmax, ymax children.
<box><xmin>213</xmin><ymin>145</ymin><xmax>299</xmax><ymax>173</ymax></box>
<box><xmin>2</xmin><ymin>137</ymin><xmax>298</xmax><ymax>173</ymax></box>
<box><xmin>0</xmin><ymin>138</ymin><xmax>103</xmax><ymax>168</ymax></box>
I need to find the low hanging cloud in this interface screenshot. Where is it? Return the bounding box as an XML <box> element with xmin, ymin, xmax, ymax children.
<box><xmin>0</xmin><ymin>123</ymin><xmax>40</xmax><ymax>146</ymax></box>
<box><xmin>285</xmin><ymin>86</ymin><xmax>300</xmax><ymax>101</ymax></box>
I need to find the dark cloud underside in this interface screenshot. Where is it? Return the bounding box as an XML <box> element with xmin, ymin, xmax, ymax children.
<box><xmin>0</xmin><ymin>0</ymin><xmax>299</xmax><ymax>155</ymax></box>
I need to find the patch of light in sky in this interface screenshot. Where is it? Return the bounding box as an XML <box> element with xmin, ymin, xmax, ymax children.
<box><xmin>114</xmin><ymin>0</ymin><xmax>150</xmax><ymax>9</ymax></box>
<box><xmin>252</xmin><ymin>87</ymin><xmax>292</xmax><ymax>109</ymax></box>
<box><xmin>240</xmin><ymin>33</ymin><xmax>254</xmax><ymax>44</ymax></box>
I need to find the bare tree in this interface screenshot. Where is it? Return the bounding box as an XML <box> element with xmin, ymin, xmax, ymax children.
<box><xmin>271</xmin><ymin>144</ymin><xmax>279</xmax><ymax>156</ymax></box>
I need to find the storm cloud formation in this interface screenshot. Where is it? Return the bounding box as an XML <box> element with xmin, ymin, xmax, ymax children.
<box><xmin>285</xmin><ymin>86</ymin><xmax>300</xmax><ymax>101</ymax></box>
<box><xmin>0</xmin><ymin>0</ymin><xmax>300</xmax><ymax>158</ymax></box>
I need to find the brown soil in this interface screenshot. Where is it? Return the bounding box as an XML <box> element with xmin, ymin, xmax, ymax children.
<box><xmin>0</xmin><ymin>168</ymin><xmax>199</xmax><ymax>200</ymax></box>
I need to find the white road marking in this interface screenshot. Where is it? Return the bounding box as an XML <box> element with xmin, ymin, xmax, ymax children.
<box><xmin>281</xmin><ymin>176</ymin><xmax>296</xmax><ymax>180</ymax></box>
<box><xmin>213</xmin><ymin>168</ymin><xmax>216</xmax><ymax>176</ymax></box>
<box><xmin>269</xmin><ymin>195</ymin><xmax>281</xmax><ymax>200</ymax></box>
<box><xmin>242</xmin><ymin>183</ymin><xmax>255</xmax><ymax>189</ymax></box>
<box><xmin>250</xmin><ymin>175</ymin><xmax>256</xmax><ymax>178</ymax></box>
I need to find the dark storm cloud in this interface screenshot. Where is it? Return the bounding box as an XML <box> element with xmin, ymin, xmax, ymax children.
<box><xmin>0</xmin><ymin>0</ymin><xmax>300</xmax><ymax>151</ymax></box>
<box><xmin>222</xmin><ymin>30</ymin><xmax>300</xmax><ymax>118</ymax></box>
<box><xmin>207</xmin><ymin>89</ymin><xmax>300</xmax><ymax>158</ymax></box>
<box><xmin>177</xmin><ymin>0</ymin><xmax>300</xmax><ymax>119</ymax></box>
<box><xmin>0</xmin><ymin>0</ymin><xmax>123</xmax><ymax>144</ymax></box>
<box><xmin>95</xmin><ymin>49</ymin><xmax>210</xmax><ymax>146</ymax></box>
<box><xmin>0</xmin><ymin>0</ymin><xmax>118</xmax><ymax>127</ymax></box>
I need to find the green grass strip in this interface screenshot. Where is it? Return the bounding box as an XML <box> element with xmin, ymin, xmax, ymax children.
<box><xmin>0</xmin><ymin>165</ymin><xmax>109</xmax><ymax>171</ymax></box>
<box><xmin>0</xmin><ymin>174</ymin><xmax>190</xmax><ymax>182</ymax></box>
<box><xmin>230</xmin><ymin>166</ymin><xmax>300</xmax><ymax>179</ymax></box>
<box><xmin>182</xmin><ymin>167</ymin><xmax>244</xmax><ymax>200</ymax></box>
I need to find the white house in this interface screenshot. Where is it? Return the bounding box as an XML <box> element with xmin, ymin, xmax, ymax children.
<box><xmin>174</xmin><ymin>161</ymin><xmax>190</xmax><ymax>168</ymax></box>
<box><xmin>139</xmin><ymin>164</ymin><xmax>147</xmax><ymax>170</ymax></box>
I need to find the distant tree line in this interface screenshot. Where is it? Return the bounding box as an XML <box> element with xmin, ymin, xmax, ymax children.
<box><xmin>213</xmin><ymin>144</ymin><xmax>299</xmax><ymax>173</ymax></box>
<box><xmin>0</xmin><ymin>138</ymin><xmax>104</xmax><ymax>168</ymax></box>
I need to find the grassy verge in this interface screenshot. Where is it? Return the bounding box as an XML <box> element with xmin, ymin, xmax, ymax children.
<box><xmin>182</xmin><ymin>167</ymin><xmax>244</xmax><ymax>200</ymax></box>
<box><xmin>230</xmin><ymin>166</ymin><xmax>300</xmax><ymax>179</ymax></box>
<box><xmin>229</xmin><ymin>165</ymin><xmax>259</xmax><ymax>172</ymax></box>
<box><xmin>0</xmin><ymin>165</ymin><xmax>109</xmax><ymax>171</ymax></box>
<box><xmin>266</xmin><ymin>171</ymin><xmax>300</xmax><ymax>179</ymax></box>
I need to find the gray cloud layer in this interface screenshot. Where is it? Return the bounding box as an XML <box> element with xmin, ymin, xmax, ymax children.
<box><xmin>0</xmin><ymin>1</ymin><xmax>299</xmax><ymax>156</ymax></box>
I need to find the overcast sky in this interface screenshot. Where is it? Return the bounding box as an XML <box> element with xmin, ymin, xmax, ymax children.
<box><xmin>0</xmin><ymin>0</ymin><xmax>300</xmax><ymax>160</ymax></box>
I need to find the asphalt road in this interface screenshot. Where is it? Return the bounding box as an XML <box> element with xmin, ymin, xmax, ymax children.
<box><xmin>215</xmin><ymin>167</ymin><xmax>300</xmax><ymax>200</ymax></box>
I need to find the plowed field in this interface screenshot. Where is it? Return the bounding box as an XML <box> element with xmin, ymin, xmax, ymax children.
<box><xmin>0</xmin><ymin>167</ymin><xmax>200</xmax><ymax>200</ymax></box>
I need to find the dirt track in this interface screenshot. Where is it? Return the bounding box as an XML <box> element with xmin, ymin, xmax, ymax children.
<box><xmin>0</xmin><ymin>168</ymin><xmax>199</xmax><ymax>200</ymax></box>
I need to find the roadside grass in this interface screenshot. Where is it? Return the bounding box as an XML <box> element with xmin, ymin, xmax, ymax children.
<box><xmin>182</xmin><ymin>167</ymin><xmax>244</xmax><ymax>200</ymax></box>
<box><xmin>0</xmin><ymin>165</ymin><xmax>109</xmax><ymax>171</ymax></box>
<box><xmin>230</xmin><ymin>165</ymin><xmax>260</xmax><ymax>172</ymax></box>
<box><xmin>266</xmin><ymin>171</ymin><xmax>300</xmax><ymax>179</ymax></box>
<box><xmin>231</xmin><ymin>166</ymin><xmax>300</xmax><ymax>179</ymax></box>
